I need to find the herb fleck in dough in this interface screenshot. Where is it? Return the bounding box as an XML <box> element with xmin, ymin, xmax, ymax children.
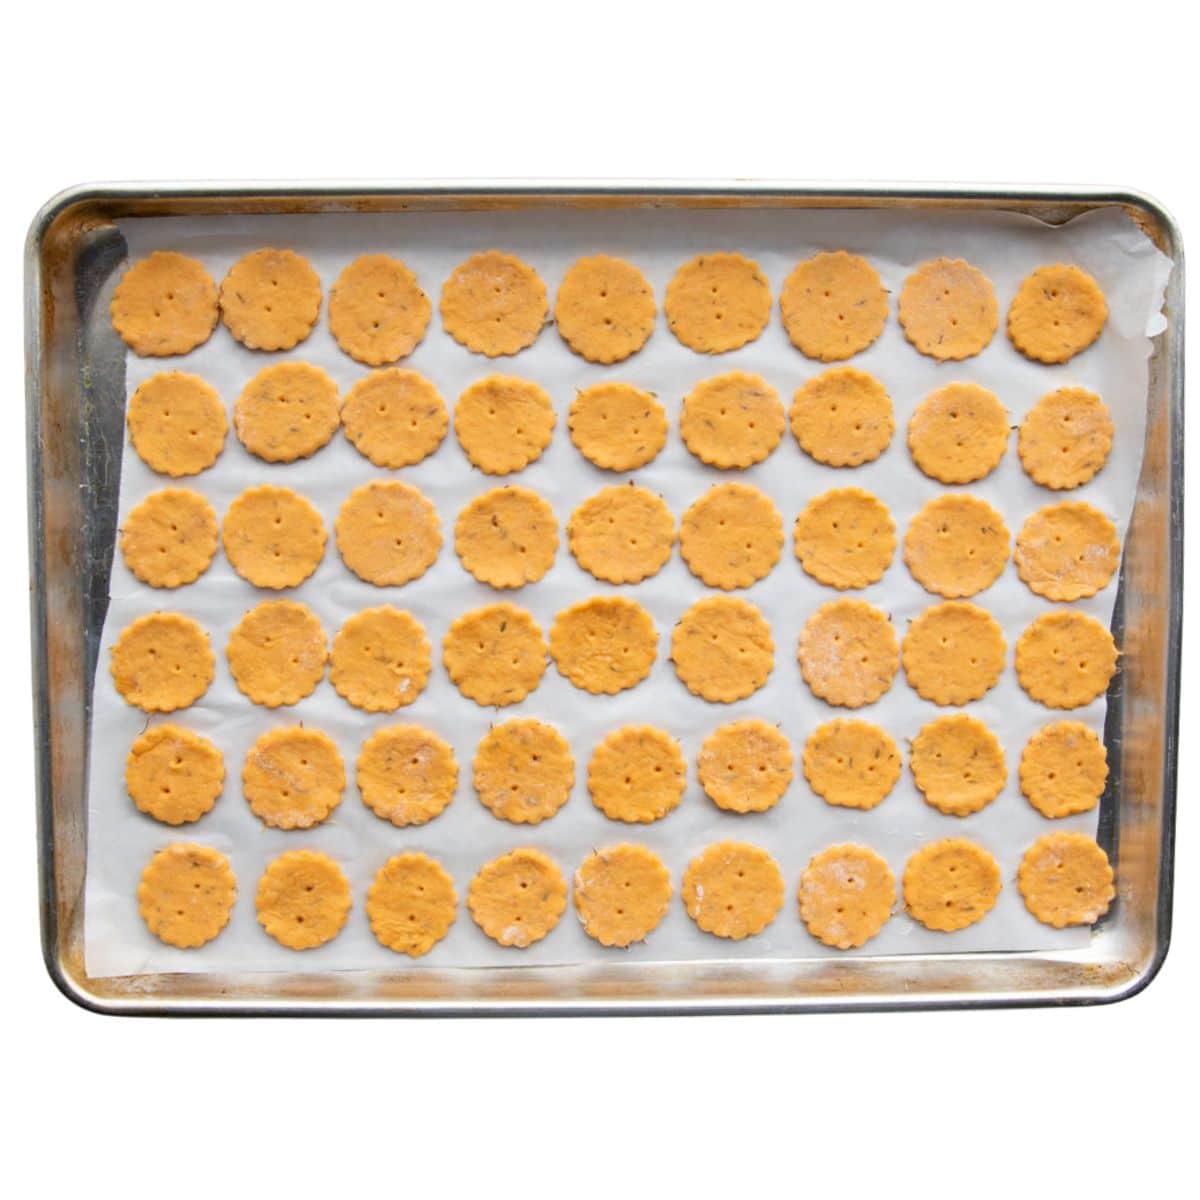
<box><xmin>679</xmin><ymin>372</ymin><xmax>785</xmax><ymax>468</ymax></box>
<box><xmin>802</xmin><ymin>719</ymin><xmax>900</xmax><ymax>810</ymax></box>
<box><xmin>443</xmin><ymin>603</ymin><xmax>547</xmax><ymax>707</ymax></box>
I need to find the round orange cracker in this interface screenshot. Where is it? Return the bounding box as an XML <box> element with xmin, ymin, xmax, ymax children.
<box><xmin>793</xmin><ymin>487</ymin><xmax>896</xmax><ymax>590</ymax></box>
<box><xmin>665</xmin><ymin>253</ymin><xmax>771</xmax><ymax>353</ymax></box>
<box><xmin>1018</xmin><ymin>387</ymin><xmax>1114</xmax><ymax>490</ymax></box>
<box><xmin>567</xmin><ymin>485</ymin><xmax>675</xmax><ymax>584</ymax></box>
<box><xmin>799</xmin><ymin>844</ymin><xmax>896</xmax><ymax>950</ymax></box>
<box><xmin>898</xmin><ymin>258</ymin><xmax>998</xmax><ymax>360</ymax></box>
<box><xmin>1014</xmin><ymin>501</ymin><xmax>1120</xmax><ymax>601</ymax></box>
<box><xmin>903</xmin><ymin>493</ymin><xmax>1010</xmax><ymax>599</ymax></box>
<box><xmin>588</xmin><ymin>725</ymin><xmax>686</xmax><ymax>823</ymax></box>
<box><xmin>328</xmin><ymin>254</ymin><xmax>431</xmax><ymax>365</ymax></box>
<box><xmin>357</xmin><ymin>724</ymin><xmax>458</xmax><ymax>827</ymax></box>
<box><xmin>902</xmin><ymin>601</ymin><xmax>1006</xmax><ymax>706</ymax></box>
<box><xmin>780</xmin><ymin>250</ymin><xmax>889</xmax><ymax>362</ymax></box>
<box><xmin>137</xmin><ymin>843</ymin><xmax>236</xmax><ymax>948</ymax></box>
<box><xmin>219</xmin><ymin>248</ymin><xmax>321</xmax><ymax>351</ymax></box>
<box><xmin>672</xmin><ymin>596</ymin><xmax>774</xmax><ymax>703</ymax></box>
<box><xmin>441</xmin><ymin>251</ymin><xmax>548</xmax><ymax>357</ymax></box>
<box><xmin>803</xmin><ymin>719</ymin><xmax>901</xmax><ymax>810</ymax></box>
<box><xmin>697</xmin><ymin>719</ymin><xmax>793</xmax><ymax>814</ymax></box>
<box><xmin>567</xmin><ymin>382</ymin><xmax>667</xmax><ymax>471</ymax></box>
<box><xmin>903</xmin><ymin>838</ymin><xmax>1001</xmax><ymax>932</ymax></box>
<box><xmin>341</xmin><ymin>369</ymin><xmax>449</xmax><ymax>468</ymax></box>
<box><xmin>127</xmin><ymin>371</ymin><xmax>227</xmax><ymax>478</ymax></box>
<box><xmin>682</xmin><ymin>842</ymin><xmax>784</xmax><ymax>940</ymax></box>
<box><xmin>121</xmin><ymin>488</ymin><xmax>218</xmax><ymax>588</ymax></box>
<box><xmin>790</xmin><ymin>367</ymin><xmax>894</xmax><ymax>467</ymax></box>
<box><xmin>335</xmin><ymin>480</ymin><xmax>441</xmax><ymax>586</ymax></box>
<box><xmin>550</xmin><ymin>596</ymin><xmax>658</xmax><ymax>695</ymax></box>
<box><xmin>473</xmin><ymin>718</ymin><xmax>574</xmax><ymax>825</ymax></box>
<box><xmin>797</xmin><ymin>599</ymin><xmax>897</xmax><ymax>709</ymax></box>
<box><xmin>111</xmin><ymin>251</ymin><xmax>218</xmax><ymax>357</ymax></box>
<box><xmin>1008</xmin><ymin>264</ymin><xmax>1107</xmax><ymax>364</ymax></box>
<box><xmin>455</xmin><ymin>486</ymin><xmax>558</xmax><ymax>589</ymax></box>
<box><xmin>367</xmin><ymin>852</ymin><xmax>458</xmax><ymax>957</ymax></box>
<box><xmin>221</xmin><ymin>485</ymin><xmax>326</xmax><ymax>590</ymax></box>
<box><xmin>125</xmin><ymin>725</ymin><xmax>224</xmax><ymax>826</ymax></box>
<box><xmin>455</xmin><ymin>375</ymin><xmax>556</xmax><ymax>474</ymax></box>
<box><xmin>910</xmin><ymin>713</ymin><xmax>1006</xmax><ymax>816</ymax></box>
<box><xmin>329</xmin><ymin>606</ymin><xmax>431</xmax><ymax>712</ymax></box>
<box><xmin>679</xmin><ymin>483</ymin><xmax>783</xmax><ymax>590</ymax></box>
<box><xmin>574</xmin><ymin>844</ymin><xmax>672</xmax><ymax>948</ymax></box>
<box><xmin>468</xmin><ymin>848</ymin><xmax>567</xmax><ymax>948</ymax></box>
<box><xmin>679</xmin><ymin>372</ymin><xmax>786</xmax><ymax>469</ymax></box>
<box><xmin>555</xmin><ymin>254</ymin><xmax>656</xmax><ymax>364</ymax></box>
<box><xmin>907</xmin><ymin>382</ymin><xmax>1009</xmax><ymax>484</ymax></box>
<box><xmin>226</xmin><ymin>599</ymin><xmax>327</xmax><ymax>708</ymax></box>
<box><xmin>256</xmin><ymin>849</ymin><xmax>351</xmax><ymax>950</ymax></box>
<box><xmin>1015</xmin><ymin>610</ymin><xmax>1118</xmax><ymax>709</ymax></box>
<box><xmin>233</xmin><ymin>361</ymin><xmax>340</xmax><ymax>463</ymax></box>
<box><xmin>443</xmin><ymin>603</ymin><xmax>547</xmax><ymax>707</ymax></box>
<box><xmin>1018</xmin><ymin>832</ymin><xmax>1115</xmax><ymax>927</ymax></box>
<box><xmin>1020</xmin><ymin>720</ymin><xmax>1108</xmax><ymax>819</ymax></box>
<box><xmin>242</xmin><ymin>726</ymin><xmax>345</xmax><ymax>830</ymax></box>
<box><xmin>111</xmin><ymin>612</ymin><xmax>214</xmax><ymax>713</ymax></box>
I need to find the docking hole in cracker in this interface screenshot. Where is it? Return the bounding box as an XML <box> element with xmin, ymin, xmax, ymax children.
<box><xmin>357</xmin><ymin>724</ymin><xmax>458</xmax><ymax>827</ymax></box>
<box><xmin>1018</xmin><ymin>387</ymin><xmax>1114</xmax><ymax>489</ymax></box>
<box><xmin>1020</xmin><ymin>721</ymin><xmax>1108</xmax><ymax>818</ymax></box>
<box><xmin>335</xmin><ymin>480</ymin><xmax>441</xmax><ymax>586</ymax></box>
<box><xmin>898</xmin><ymin>258</ymin><xmax>998</xmax><ymax>360</ymax></box>
<box><xmin>443</xmin><ymin>603</ymin><xmax>547</xmax><ymax>706</ymax></box>
<box><xmin>908</xmin><ymin>382</ymin><xmax>1009</xmax><ymax>484</ymax></box>
<box><xmin>226</xmin><ymin>600</ymin><xmax>327</xmax><ymax>707</ymax></box>
<box><xmin>222</xmin><ymin>485</ymin><xmax>326</xmax><ymax>590</ymax></box>
<box><xmin>468</xmin><ymin>848</ymin><xmax>567</xmax><ymax>947</ymax></box>
<box><xmin>111</xmin><ymin>612</ymin><xmax>214</xmax><ymax>713</ymax></box>
<box><xmin>790</xmin><ymin>367</ymin><xmax>894</xmax><ymax>467</ymax></box>
<box><xmin>329</xmin><ymin>254</ymin><xmax>431</xmax><ymax>365</ymax></box>
<box><xmin>588</xmin><ymin>725</ymin><xmax>686</xmax><ymax>823</ymax></box>
<box><xmin>803</xmin><ymin>719</ymin><xmax>901</xmax><ymax>810</ymax></box>
<box><xmin>574</xmin><ymin>844</ymin><xmax>672</xmax><ymax>948</ymax></box>
<box><xmin>555</xmin><ymin>255</ymin><xmax>656</xmax><ymax>363</ymax></box>
<box><xmin>441</xmin><ymin>251</ymin><xmax>548</xmax><ymax>357</ymax></box>
<box><xmin>672</xmin><ymin>596</ymin><xmax>774</xmax><ymax>703</ymax></box>
<box><xmin>903</xmin><ymin>838</ymin><xmax>1001</xmax><ymax>932</ymax></box>
<box><xmin>242</xmin><ymin>726</ymin><xmax>345</xmax><ymax>830</ymax></box>
<box><xmin>367</xmin><ymin>853</ymin><xmax>458</xmax><ymax>957</ymax></box>
<box><xmin>330</xmin><ymin>606</ymin><xmax>431</xmax><ymax>712</ymax></box>
<box><xmin>256</xmin><ymin>849</ymin><xmax>351</xmax><ymax>950</ymax></box>
<box><xmin>679</xmin><ymin>483</ymin><xmax>783</xmax><ymax>590</ymax></box>
<box><xmin>455</xmin><ymin>375</ymin><xmax>556</xmax><ymax>474</ymax></box>
<box><xmin>799</xmin><ymin>844</ymin><xmax>896</xmax><ymax>950</ymax></box>
<box><xmin>568</xmin><ymin>382</ymin><xmax>668</xmax><ymax>470</ymax></box>
<box><xmin>697</xmin><ymin>719</ymin><xmax>793</xmax><ymax>814</ymax></box>
<box><xmin>456</xmin><ymin>486</ymin><xmax>559</xmax><ymax>588</ymax></box>
<box><xmin>682</xmin><ymin>842</ymin><xmax>784</xmax><ymax>940</ymax></box>
<box><xmin>797</xmin><ymin>599</ymin><xmax>897</xmax><ymax>708</ymax></box>
<box><xmin>219</xmin><ymin>248</ymin><xmax>321</xmax><ymax>352</ymax></box>
<box><xmin>551</xmin><ymin>596</ymin><xmax>658</xmax><ymax>695</ymax></box>
<box><xmin>910</xmin><ymin>713</ymin><xmax>1006</xmax><ymax>816</ymax></box>
<box><xmin>1008</xmin><ymin>264</ymin><xmax>1107</xmax><ymax>364</ymax></box>
<box><xmin>1018</xmin><ymin>832</ymin><xmax>1114</xmax><ymax>927</ymax></box>
<box><xmin>780</xmin><ymin>250</ymin><xmax>889</xmax><ymax>362</ymax></box>
<box><xmin>902</xmin><ymin>601</ymin><xmax>1006</xmax><ymax>706</ymax></box>
<box><xmin>793</xmin><ymin>488</ymin><xmax>896</xmax><ymax>590</ymax></box>
<box><xmin>679</xmin><ymin>372</ymin><xmax>785</xmax><ymax>468</ymax></box>
<box><xmin>568</xmin><ymin>485</ymin><xmax>674</xmax><ymax>584</ymax></box>
<box><xmin>234</xmin><ymin>361</ymin><xmax>340</xmax><ymax>463</ymax></box>
<box><xmin>111</xmin><ymin>251</ymin><xmax>218</xmax><ymax>357</ymax></box>
<box><xmin>126</xmin><ymin>725</ymin><xmax>224</xmax><ymax>826</ymax></box>
<box><xmin>121</xmin><ymin>488</ymin><xmax>218</xmax><ymax>588</ymax></box>
<box><xmin>473</xmin><ymin>718</ymin><xmax>574</xmax><ymax>825</ymax></box>
<box><xmin>665</xmin><ymin>252</ymin><xmax>771</xmax><ymax>353</ymax></box>
<box><xmin>1015</xmin><ymin>610</ymin><xmax>1118</xmax><ymax>709</ymax></box>
<box><xmin>903</xmin><ymin>494</ymin><xmax>1010</xmax><ymax>599</ymax></box>
<box><xmin>1014</xmin><ymin>501</ymin><xmax>1119</xmax><ymax>601</ymax></box>
<box><xmin>341</xmin><ymin>369</ymin><xmax>449</xmax><ymax>468</ymax></box>
<box><xmin>137</xmin><ymin>843</ymin><xmax>236</xmax><ymax>948</ymax></box>
<box><xmin>127</xmin><ymin>371</ymin><xmax>228</xmax><ymax>477</ymax></box>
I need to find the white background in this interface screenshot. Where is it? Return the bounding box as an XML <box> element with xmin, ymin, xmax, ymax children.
<box><xmin>2</xmin><ymin>2</ymin><xmax>1193</xmax><ymax>1195</ymax></box>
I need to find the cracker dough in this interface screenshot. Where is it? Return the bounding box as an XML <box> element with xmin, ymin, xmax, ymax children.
<box><xmin>242</xmin><ymin>726</ymin><xmax>345</xmax><ymax>830</ymax></box>
<box><xmin>1018</xmin><ymin>387</ymin><xmax>1114</xmax><ymax>490</ymax></box>
<box><xmin>335</xmin><ymin>480</ymin><xmax>441</xmax><ymax>586</ymax></box>
<box><xmin>574</xmin><ymin>844</ymin><xmax>672</xmax><ymax>948</ymax></box>
<box><xmin>256</xmin><ymin>850</ymin><xmax>351</xmax><ymax>950</ymax></box>
<box><xmin>790</xmin><ymin>368</ymin><xmax>894</xmax><ymax>467</ymax></box>
<box><xmin>550</xmin><ymin>597</ymin><xmax>658</xmax><ymax>695</ymax></box>
<box><xmin>443</xmin><ymin>603</ymin><xmax>547</xmax><ymax>706</ymax></box>
<box><xmin>1015</xmin><ymin>611</ymin><xmax>1118</xmax><ymax>709</ymax></box>
<box><xmin>1018</xmin><ymin>832</ymin><xmax>1115</xmax><ymax>927</ymax></box>
<box><xmin>1008</xmin><ymin>264</ymin><xmax>1108</xmax><ymax>364</ymax></box>
<box><xmin>567</xmin><ymin>382</ymin><xmax>668</xmax><ymax>471</ymax></box>
<box><xmin>554</xmin><ymin>254</ymin><xmax>656</xmax><ymax>364</ymax></box>
<box><xmin>125</xmin><ymin>725</ymin><xmax>224</xmax><ymax>825</ymax></box>
<box><xmin>328</xmin><ymin>254</ymin><xmax>431</xmax><ymax>365</ymax></box>
<box><xmin>456</xmin><ymin>486</ymin><xmax>558</xmax><ymax>588</ymax></box>
<box><xmin>341</xmin><ymin>369</ymin><xmax>449</xmax><ymax>468</ymax></box>
<box><xmin>679</xmin><ymin>372</ymin><xmax>786</xmax><ymax>469</ymax></box>
<box><xmin>127</xmin><ymin>371</ymin><xmax>227</xmax><ymax>477</ymax></box>
<box><xmin>588</xmin><ymin>725</ymin><xmax>686</xmax><ymax>823</ymax></box>
<box><xmin>454</xmin><ymin>375</ymin><xmax>556</xmax><ymax>474</ymax></box>
<box><xmin>672</xmin><ymin>596</ymin><xmax>774</xmax><ymax>703</ymax></box>
<box><xmin>111</xmin><ymin>251</ymin><xmax>218</xmax><ymax>357</ymax></box>
<box><xmin>121</xmin><ymin>488</ymin><xmax>218</xmax><ymax>588</ymax></box>
<box><xmin>226</xmin><ymin>600</ymin><xmax>327</xmax><ymax>707</ymax></box>
<box><xmin>907</xmin><ymin>382</ymin><xmax>1009</xmax><ymax>484</ymax></box>
<box><xmin>664</xmin><ymin>253</ymin><xmax>771</xmax><ymax>353</ymax></box>
<box><xmin>798</xmin><ymin>844</ymin><xmax>896</xmax><ymax>950</ymax></box>
<box><xmin>137</xmin><ymin>843</ymin><xmax>236</xmax><ymax>948</ymax></box>
<box><xmin>697</xmin><ymin>719</ymin><xmax>794</xmax><ymax>814</ymax></box>
<box><xmin>1020</xmin><ymin>721</ymin><xmax>1108</xmax><ymax>819</ymax></box>
<box><xmin>898</xmin><ymin>257</ymin><xmax>998</xmax><ymax>360</ymax></box>
<box><xmin>779</xmin><ymin>250</ymin><xmax>888</xmax><ymax>362</ymax></box>
<box><xmin>679</xmin><ymin>483</ymin><xmax>783</xmax><ymax>589</ymax></box>
<box><xmin>910</xmin><ymin>713</ymin><xmax>1006</xmax><ymax>816</ymax></box>
<box><xmin>467</xmin><ymin>848</ymin><xmax>567</xmax><ymax>947</ymax></box>
<box><xmin>793</xmin><ymin>487</ymin><xmax>896</xmax><ymax>590</ymax></box>
<box><xmin>1014</xmin><ymin>502</ymin><xmax>1119</xmax><ymax>601</ymax></box>
<box><xmin>221</xmin><ymin>485</ymin><xmax>326</xmax><ymax>589</ymax></box>
<box><xmin>367</xmin><ymin>852</ymin><xmax>458</xmax><ymax>957</ymax></box>
<box><xmin>682</xmin><ymin>842</ymin><xmax>784</xmax><ymax>939</ymax></box>
<box><xmin>567</xmin><ymin>485</ymin><xmax>674</xmax><ymax>583</ymax></box>
<box><xmin>802</xmin><ymin>719</ymin><xmax>900</xmax><ymax>810</ymax></box>
<box><xmin>329</xmin><ymin>606</ymin><xmax>431</xmax><ymax>712</ymax></box>
<box><xmin>357</xmin><ymin>724</ymin><xmax>458</xmax><ymax>827</ymax></box>
<box><xmin>473</xmin><ymin>718</ymin><xmax>574</xmax><ymax>824</ymax></box>
<box><xmin>902</xmin><ymin>601</ymin><xmax>1006</xmax><ymax>705</ymax></box>
<box><xmin>233</xmin><ymin>361</ymin><xmax>340</xmax><ymax>462</ymax></box>
<box><xmin>219</xmin><ymin>248</ymin><xmax>321</xmax><ymax>351</ymax></box>
<box><xmin>111</xmin><ymin>612</ymin><xmax>214</xmax><ymax>712</ymax></box>
<box><xmin>903</xmin><ymin>838</ymin><xmax>1002</xmax><ymax>932</ymax></box>
<box><xmin>440</xmin><ymin>251</ymin><xmax>548</xmax><ymax>356</ymax></box>
<box><xmin>797</xmin><ymin>599</ymin><xmax>897</xmax><ymax>708</ymax></box>
<box><xmin>903</xmin><ymin>493</ymin><xmax>1010</xmax><ymax>599</ymax></box>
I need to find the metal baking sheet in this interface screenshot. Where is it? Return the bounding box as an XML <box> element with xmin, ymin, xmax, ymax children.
<box><xmin>26</xmin><ymin>183</ymin><xmax>1184</xmax><ymax>1014</ymax></box>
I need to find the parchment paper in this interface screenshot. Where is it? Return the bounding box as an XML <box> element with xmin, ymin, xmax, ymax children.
<box><xmin>85</xmin><ymin>205</ymin><xmax>1172</xmax><ymax>977</ymax></box>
